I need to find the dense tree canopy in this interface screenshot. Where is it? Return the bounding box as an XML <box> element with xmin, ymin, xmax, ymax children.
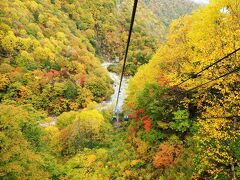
<box><xmin>0</xmin><ymin>0</ymin><xmax>115</xmax><ymax>115</ymax></box>
<box><xmin>127</xmin><ymin>0</ymin><xmax>240</xmax><ymax>178</ymax></box>
<box><xmin>1</xmin><ymin>0</ymin><xmax>239</xmax><ymax>179</ymax></box>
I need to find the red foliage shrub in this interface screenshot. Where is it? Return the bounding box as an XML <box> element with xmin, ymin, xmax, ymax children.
<box><xmin>127</xmin><ymin>102</ymin><xmax>134</xmax><ymax>108</ymax></box>
<box><xmin>136</xmin><ymin>109</ymin><xmax>144</xmax><ymax>115</ymax></box>
<box><xmin>142</xmin><ymin>115</ymin><xmax>151</xmax><ymax>132</ymax></box>
<box><xmin>157</xmin><ymin>74</ymin><xmax>169</xmax><ymax>86</ymax></box>
<box><xmin>153</xmin><ymin>142</ymin><xmax>182</xmax><ymax>172</ymax></box>
<box><xmin>14</xmin><ymin>67</ymin><xmax>22</xmax><ymax>72</ymax></box>
<box><xmin>128</xmin><ymin>109</ymin><xmax>144</xmax><ymax>119</ymax></box>
<box><xmin>46</xmin><ymin>70</ymin><xmax>59</xmax><ymax>79</ymax></box>
<box><xmin>80</xmin><ymin>74</ymin><xmax>87</xmax><ymax>86</ymax></box>
<box><xmin>59</xmin><ymin>96</ymin><xmax>63</xmax><ymax>107</ymax></box>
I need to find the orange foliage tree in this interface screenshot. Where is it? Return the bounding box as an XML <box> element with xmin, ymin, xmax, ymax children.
<box><xmin>153</xmin><ymin>142</ymin><xmax>182</xmax><ymax>172</ymax></box>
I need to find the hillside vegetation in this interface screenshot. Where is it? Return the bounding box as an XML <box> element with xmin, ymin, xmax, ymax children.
<box><xmin>0</xmin><ymin>0</ymin><xmax>162</xmax><ymax>114</ymax></box>
<box><xmin>1</xmin><ymin>0</ymin><xmax>238</xmax><ymax>179</ymax></box>
<box><xmin>126</xmin><ymin>0</ymin><xmax>240</xmax><ymax>178</ymax></box>
<box><xmin>143</xmin><ymin>0</ymin><xmax>198</xmax><ymax>26</ymax></box>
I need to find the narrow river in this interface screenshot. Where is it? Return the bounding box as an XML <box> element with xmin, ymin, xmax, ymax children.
<box><xmin>41</xmin><ymin>62</ymin><xmax>128</xmax><ymax>127</ymax></box>
<box><xmin>100</xmin><ymin>62</ymin><xmax>129</xmax><ymax>112</ymax></box>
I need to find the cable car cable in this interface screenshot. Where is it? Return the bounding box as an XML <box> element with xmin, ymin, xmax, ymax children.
<box><xmin>173</xmin><ymin>66</ymin><xmax>240</xmax><ymax>100</ymax></box>
<box><xmin>172</xmin><ymin>115</ymin><xmax>240</xmax><ymax>121</ymax></box>
<box><xmin>115</xmin><ymin>0</ymin><xmax>138</xmax><ymax>111</ymax></box>
<box><xmin>176</xmin><ymin>48</ymin><xmax>240</xmax><ymax>87</ymax></box>
<box><xmin>186</xmin><ymin>66</ymin><xmax>240</xmax><ymax>92</ymax></box>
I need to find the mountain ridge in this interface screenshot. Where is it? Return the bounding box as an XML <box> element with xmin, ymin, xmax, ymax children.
<box><xmin>142</xmin><ymin>0</ymin><xmax>198</xmax><ymax>26</ymax></box>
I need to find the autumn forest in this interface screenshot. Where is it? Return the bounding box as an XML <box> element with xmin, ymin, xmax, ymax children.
<box><xmin>0</xmin><ymin>0</ymin><xmax>239</xmax><ymax>179</ymax></box>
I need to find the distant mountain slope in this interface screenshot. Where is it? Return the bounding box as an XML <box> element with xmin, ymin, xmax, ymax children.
<box><xmin>142</xmin><ymin>0</ymin><xmax>199</xmax><ymax>26</ymax></box>
<box><xmin>0</xmin><ymin>0</ymin><xmax>166</xmax><ymax>113</ymax></box>
<box><xmin>57</xmin><ymin>0</ymin><xmax>164</xmax><ymax>66</ymax></box>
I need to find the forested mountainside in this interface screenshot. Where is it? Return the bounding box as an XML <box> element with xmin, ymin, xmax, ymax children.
<box><xmin>126</xmin><ymin>0</ymin><xmax>240</xmax><ymax>178</ymax></box>
<box><xmin>0</xmin><ymin>0</ymin><xmax>195</xmax><ymax>179</ymax></box>
<box><xmin>0</xmin><ymin>0</ymin><xmax>115</xmax><ymax>115</ymax></box>
<box><xmin>143</xmin><ymin>0</ymin><xmax>198</xmax><ymax>26</ymax></box>
<box><xmin>0</xmin><ymin>0</ymin><xmax>159</xmax><ymax>114</ymax></box>
<box><xmin>0</xmin><ymin>0</ymin><xmax>196</xmax><ymax>115</ymax></box>
<box><xmin>1</xmin><ymin>0</ymin><xmax>239</xmax><ymax>179</ymax></box>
